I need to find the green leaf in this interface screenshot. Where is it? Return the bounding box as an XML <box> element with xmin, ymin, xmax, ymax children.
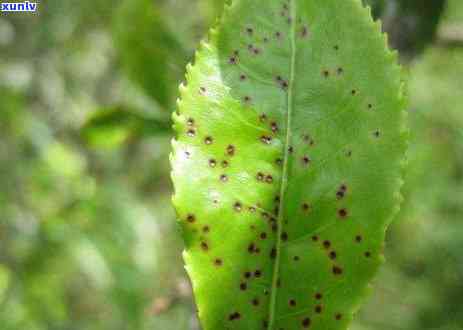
<box><xmin>171</xmin><ymin>1</ymin><xmax>407</xmax><ymax>329</ymax></box>
<box><xmin>113</xmin><ymin>0</ymin><xmax>188</xmax><ymax>110</ymax></box>
<box><xmin>81</xmin><ymin>107</ymin><xmax>169</xmax><ymax>149</ymax></box>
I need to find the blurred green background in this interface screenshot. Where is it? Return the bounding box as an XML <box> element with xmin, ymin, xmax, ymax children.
<box><xmin>0</xmin><ymin>0</ymin><xmax>462</xmax><ymax>329</ymax></box>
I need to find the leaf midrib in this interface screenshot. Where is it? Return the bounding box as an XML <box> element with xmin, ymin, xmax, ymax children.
<box><xmin>267</xmin><ymin>0</ymin><xmax>298</xmax><ymax>328</ymax></box>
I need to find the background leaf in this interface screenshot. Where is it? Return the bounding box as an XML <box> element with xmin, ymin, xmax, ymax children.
<box><xmin>81</xmin><ymin>107</ymin><xmax>170</xmax><ymax>149</ymax></box>
<box><xmin>113</xmin><ymin>0</ymin><xmax>188</xmax><ymax>110</ymax></box>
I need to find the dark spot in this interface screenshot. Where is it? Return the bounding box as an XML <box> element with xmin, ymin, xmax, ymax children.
<box><xmin>187</xmin><ymin>129</ymin><xmax>196</xmax><ymax>137</ymax></box>
<box><xmin>234</xmin><ymin>202</ymin><xmax>242</xmax><ymax>212</ymax></box>
<box><xmin>248</xmin><ymin>243</ymin><xmax>256</xmax><ymax>253</ymax></box>
<box><xmin>263</xmin><ymin>37</ymin><xmax>269</xmax><ymax>43</ymax></box>
<box><xmin>240</xmin><ymin>74</ymin><xmax>247</xmax><ymax>81</ymax></box>
<box><xmin>229</xmin><ymin>312</ymin><xmax>241</xmax><ymax>321</ymax></box>
<box><xmin>261</xmin><ymin>135</ymin><xmax>272</xmax><ymax>144</ymax></box>
<box><xmin>302</xmin><ymin>155</ymin><xmax>311</xmax><ymax>165</ymax></box>
<box><xmin>312</xmin><ymin>235</ymin><xmax>319</xmax><ymax>242</ymax></box>
<box><xmin>271</xmin><ymin>122</ymin><xmax>278</xmax><ymax>133</ymax></box>
<box><xmin>253</xmin><ymin>48</ymin><xmax>261</xmax><ymax>55</ymax></box>
<box><xmin>302</xmin><ymin>317</ymin><xmax>311</xmax><ymax>328</ymax></box>
<box><xmin>346</xmin><ymin>150</ymin><xmax>352</xmax><ymax>157</ymax></box>
<box><xmin>246</xmin><ymin>27</ymin><xmax>253</xmax><ymax>35</ymax></box>
<box><xmin>275</xmin><ymin>31</ymin><xmax>282</xmax><ymax>38</ymax></box>
<box><xmin>336</xmin><ymin>191</ymin><xmax>345</xmax><ymax>199</ymax></box>
<box><xmin>199</xmin><ymin>87</ymin><xmax>206</xmax><ymax>94</ymax></box>
<box><xmin>186</xmin><ymin>214</ymin><xmax>196</xmax><ymax>223</ymax></box>
<box><xmin>243</xmin><ymin>96</ymin><xmax>252</xmax><ymax>103</ymax></box>
<box><xmin>322</xmin><ymin>70</ymin><xmax>330</xmax><ymax>78</ymax></box>
<box><xmin>220</xmin><ymin>174</ymin><xmax>228</xmax><ymax>182</ymax></box>
<box><xmin>302</xmin><ymin>203</ymin><xmax>310</xmax><ymax>212</ymax></box>
<box><xmin>351</xmin><ymin>89</ymin><xmax>357</xmax><ymax>95</ymax></box>
<box><xmin>240</xmin><ymin>283</ymin><xmax>247</xmax><ymax>291</ymax></box>
<box><xmin>315</xmin><ymin>305</ymin><xmax>323</xmax><ymax>314</ymax></box>
<box><xmin>368</xmin><ymin>103</ymin><xmax>373</xmax><ymax>109</ymax></box>
<box><xmin>274</xmin><ymin>196</ymin><xmax>280</xmax><ymax>203</ymax></box>
<box><xmin>201</xmin><ymin>242</ymin><xmax>209</xmax><ymax>251</ymax></box>
<box><xmin>276</xmin><ymin>158</ymin><xmax>283</xmax><ymax>166</ymax></box>
<box><xmin>281</xmin><ymin>80</ymin><xmax>289</xmax><ymax>90</ymax></box>
<box><xmin>260</xmin><ymin>232</ymin><xmax>267</xmax><ymax>240</ymax></box>
<box><xmin>270</xmin><ymin>248</ymin><xmax>277</xmax><ymax>259</ymax></box>
<box><xmin>257</xmin><ymin>172</ymin><xmax>264</xmax><ymax>181</ymax></box>
<box><xmin>259</xmin><ymin>113</ymin><xmax>268</xmax><ymax>122</ymax></box>
<box><xmin>301</xmin><ymin>26</ymin><xmax>309</xmax><ymax>37</ymax></box>
<box><xmin>209</xmin><ymin>159</ymin><xmax>217</xmax><ymax>167</ymax></box>
<box><xmin>277</xmin><ymin>278</ymin><xmax>281</xmax><ymax>287</ymax></box>
<box><xmin>288</xmin><ymin>146</ymin><xmax>294</xmax><ymax>153</ymax></box>
<box><xmin>355</xmin><ymin>235</ymin><xmax>362</xmax><ymax>243</ymax></box>
<box><xmin>204</xmin><ymin>136</ymin><xmax>213</xmax><ymax>145</ymax></box>
<box><xmin>332</xmin><ymin>266</ymin><xmax>343</xmax><ymax>275</ymax></box>
<box><xmin>293</xmin><ymin>255</ymin><xmax>300</xmax><ymax>261</ymax></box>
<box><xmin>249</xmin><ymin>206</ymin><xmax>256</xmax><ymax>212</ymax></box>
<box><xmin>184</xmin><ymin>151</ymin><xmax>191</xmax><ymax>158</ymax></box>
<box><xmin>221</xmin><ymin>160</ymin><xmax>229</xmax><ymax>168</ymax></box>
<box><xmin>323</xmin><ymin>240</ymin><xmax>331</xmax><ymax>249</ymax></box>
<box><xmin>229</xmin><ymin>56</ymin><xmax>238</xmax><ymax>65</ymax></box>
<box><xmin>227</xmin><ymin>144</ymin><xmax>236</xmax><ymax>156</ymax></box>
<box><xmin>187</xmin><ymin>118</ymin><xmax>195</xmax><ymax>126</ymax></box>
<box><xmin>373</xmin><ymin>130</ymin><xmax>381</xmax><ymax>138</ymax></box>
<box><xmin>315</xmin><ymin>293</ymin><xmax>323</xmax><ymax>300</ymax></box>
<box><xmin>202</xmin><ymin>225</ymin><xmax>210</xmax><ymax>233</ymax></box>
<box><xmin>214</xmin><ymin>258</ymin><xmax>223</xmax><ymax>266</ymax></box>
<box><xmin>335</xmin><ymin>313</ymin><xmax>343</xmax><ymax>320</ymax></box>
<box><xmin>365</xmin><ymin>251</ymin><xmax>371</xmax><ymax>258</ymax></box>
<box><xmin>338</xmin><ymin>208</ymin><xmax>348</xmax><ymax>219</ymax></box>
<box><xmin>289</xmin><ymin>299</ymin><xmax>296</xmax><ymax>307</ymax></box>
<box><xmin>329</xmin><ymin>251</ymin><xmax>337</xmax><ymax>260</ymax></box>
<box><xmin>252</xmin><ymin>298</ymin><xmax>260</xmax><ymax>306</ymax></box>
<box><xmin>334</xmin><ymin>45</ymin><xmax>339</xmax><ymax>51</ymax></box>
<box><xmin>254</xmin><ymin>269</ymin><xmax>262</xmax><ymax>278</ymax></box>
<box><xmin>337</xmin><ymin>67</ymin><xmax>344</xmax><ymax>75</ymax></box>
<box><xmin>265</xmin><ymin>175</ymin><xmax>273</xmax><ymax>184</ymax></box>
<box><xmin>281</xmin><ymin>232</ymin><xmax>288</xmax><ymax>241</ymax></box>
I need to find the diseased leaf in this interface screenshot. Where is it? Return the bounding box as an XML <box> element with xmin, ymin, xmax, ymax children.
<box><xmin>171</xmin><ymin>1</ymin><xmax>407</xmax><ymax>329</ymax></box>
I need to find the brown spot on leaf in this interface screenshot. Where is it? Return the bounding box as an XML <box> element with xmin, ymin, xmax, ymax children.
<box><xmin>332</xmin><ymin>266</ymin><xmax>343</xmax><ymax>275</ymax></box>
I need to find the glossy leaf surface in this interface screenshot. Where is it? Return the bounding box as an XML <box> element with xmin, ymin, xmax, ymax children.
<box><xmin>171</xmin><ymin>0</ymin><xmax>407</xmax><ymax>329</ymax></box>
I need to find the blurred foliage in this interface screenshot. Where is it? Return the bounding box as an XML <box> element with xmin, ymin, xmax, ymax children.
<box><xmin>0</xmin><ymin>0</ymin><xmax>462</xmax><ymax>330</ymax></box>
<box><xmin>81</xmin><ymin>107</ymin><xmax>170</xmax><ymax>149</ymax></box>
<box><xmin>113</xmin><ymin>0</ymin><xmax>187</xmax><ymax>111</ymax></box>
<box><xmin>383</xmin><ymin>0</ymin><xmax>447</xmax><ymax>59</ymax></box>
